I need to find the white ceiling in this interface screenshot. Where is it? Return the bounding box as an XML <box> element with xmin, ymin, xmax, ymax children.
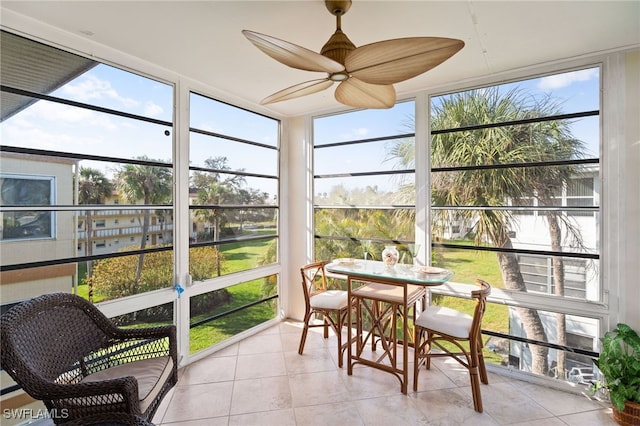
<box><xmin>1</xmin><ymin>1</ymin><xmax>639</xmax><ymax>117</ymax></box>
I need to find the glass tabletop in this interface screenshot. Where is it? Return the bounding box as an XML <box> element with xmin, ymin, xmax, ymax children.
<box><xmin>326</xmin><ymin>259</ymin><xmax>453</xmax><ymax>286</ymax></box>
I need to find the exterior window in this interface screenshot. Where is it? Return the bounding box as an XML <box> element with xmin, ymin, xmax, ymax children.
<box><xmin>0</xmin><ymin>30</ymin><xmax>174</xmax><ymax>307</ymax></box>
<box><xmin>519</xmin><ymin>255</ymin><xmax>587</xmax><ymax>298</ymax></box>
<box><xmin>1</xmin><ymin>174</ymin><xmax>55</xmax><ymax>240</ymax></box>
<box><xmin>567</xmin><ymin>176</ymin><xmax>596</xmax><ymax>217</ymax></box>
<box><xmin>313</xmin><ymin>101</ymin><xmax>416</xmax><ymax>262</ymax></box>
<box><xmin>187</xmin><ymin>93</ymin><xmax>280</xmax><ymax>353</ymax></box>
<box><xmin>429</xmin><ymin>67</ymin><xmax>601</xmax><ymax>383</ymax></box>
<box><xmin>312</xmin><ymin>66</ymin><xmax>602</xmax><ymax>387</ymax></box>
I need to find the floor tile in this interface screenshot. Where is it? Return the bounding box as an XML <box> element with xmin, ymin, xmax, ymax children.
<box><xmin>479</xmin><ymin>381</ymin><xmax>554</xmax><ymax>424</ymax></box>
<box><xmin>294</xmin><ymin>401</ymin><xmax>365</xmax><ymax>425</ymax></box>
<box><xmin>156</xmin><ymin>322</ymin><xmax>618</xmax><ymax>426</ymax></box>
<box><xmin>289</xmin><ymin>370</ymin><xmax>351</xmax><ymax>407</ymax></box>
<box><xmin>179</xmin><ymin>354</ymin><xmax>236</xmax><ymax>384</ymax></box>
<box><xmin>230</xmin><ymin>376</ymin><xmax>292</xmax><ymax>415</ymax></box>
<box><xmin>558</xmin><ymin>407</ymin><xmax>619</xmax><ymax>426</ymax></box>
<box><xmin>517</xmin><ymin>381</ymin><xmax>607</xmax><ymax>416</ymax></box>
<box><xmin>229</xmin><ymin>408</ymin><xmax>297</xmax><ymax>426</ymax></box>
<box><xmin>235</xmin><ymin>351</ymin><xmax>287</xmax><ymax>380</ymax></box>
<box><xmin>353</xmin><ymin>394</ymin><xmax>430</xmax><ymax>425</ymax></box>
<box><xmin>238</xmin><ymin>332</ymin><xmax>284</xmax><ymax>355</ymax></box>
<box><xmin>284</xmin><ymin>348</ymin><xmax>339</xmax><ymax>374</ymax></box>
<box><xmin>413</xmin><ymin>388</ymin><xmax>499</xmax><ymax>425</ymax></box>
<box><xmin>160</xmin><ymin>417</ymin><xmax>228</xmax><ymax>426</ymax></box>
<box><xmin>160</xmin><ymin>381</ymin><xmax>233</xmax><ymax>424</ymax></box>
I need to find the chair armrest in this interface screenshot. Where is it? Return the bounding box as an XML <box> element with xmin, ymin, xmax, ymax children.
<box><xmin>28</xmin><ymin>375</ymin><xmax>140</xmax><ymax>405</ymax></box>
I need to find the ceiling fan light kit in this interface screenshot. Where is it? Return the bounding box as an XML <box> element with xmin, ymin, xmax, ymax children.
<box><xmin>242</xmin><ymin>0</ymin><xmax>464</xmax><ymax>109</ymax></box>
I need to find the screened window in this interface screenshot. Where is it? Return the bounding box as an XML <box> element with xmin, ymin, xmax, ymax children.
<box><xmin>312</xmin><ymin>65</ymin><xmax>602</xmax><ymax>387</ymax></box>
<box><xmin>429</xmin><ymin>66</ymin><xmax>601</xmax><ymax>382</ymax></box>
<box><xmin>313</xmin><ymin>100</ymin><xmax>417</xmax><ymax>261</ymax></box>
<box><xmin>0</xmin><ymin>30</ymin><xmax>174</xmax><ymax>307</ymax></box>
<box><xmin>188</xmin><ymin>93</ymin><xmax>280</xmax><ymax>352</ymax></box>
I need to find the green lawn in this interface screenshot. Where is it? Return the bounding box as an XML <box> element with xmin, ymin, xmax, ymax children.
<box><xmin>77</xmin><ymin>236</ymin><xmax>277</xmax><ymax>353</ymax></box>
<box><xmin>433</xmin><ymin>242</ymin><xmax>509</xmax><ymax>365</ymax></box>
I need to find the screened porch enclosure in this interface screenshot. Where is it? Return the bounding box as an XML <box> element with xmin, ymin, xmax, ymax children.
<box><xmin>0</xmin><ymin>2</ymin><xmax>639</xmax><ymax>423</ymax></box>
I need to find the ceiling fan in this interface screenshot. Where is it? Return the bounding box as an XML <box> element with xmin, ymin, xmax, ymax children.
<box><xmin>242</xmin><ymin>0</ymin><xmax>464</xmax><ymax>109</ymax></box>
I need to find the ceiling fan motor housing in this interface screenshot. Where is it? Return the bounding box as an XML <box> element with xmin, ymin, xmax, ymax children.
<box><xmin>325</xmin><ymin>0</ymin><xmax>352</xmax><ymax>16</ymax></box>
<box><xmin>321</xmin><ymin>30</ymin><xmax>356</xmax><ymax>66</ymax></box>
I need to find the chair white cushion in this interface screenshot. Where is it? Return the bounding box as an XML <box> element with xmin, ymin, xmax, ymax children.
<box><xmin>310</xmin><ymin>290</ymin><xmax>348</xmax><ymax>310</ymax></box>
<box><xmin>81</xmin><ymin>356</ymin><xmax>173</xmax><ymax>413</ymax></box>
<box><xmin>416</xmin><ymin>305</ymin><xmax>473</xmax><ymax>339</ymax></box>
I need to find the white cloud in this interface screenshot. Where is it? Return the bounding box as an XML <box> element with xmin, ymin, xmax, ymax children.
<box><xmin>62</xmin><ymin>75</ymin><xmax>139</xmax><ymax>108</ymax></box>
<box><xmin>28</xmin><ymin>102</ymin><xmax>118</xmax><ymax>130</ymax></box>
<box><xmin>339</xmin><ymin>127</ymin><xmax>369</xmax><ymax>139</ymax></box>
<box><xmin>195</xmin><ymin>122</ymin><xmax>220</xmax><ymax>133</ymax></box>
<box><xmin>538</xmin><ymin>68</ymin><xmax>598</xmax><ymax>90</ymax></box>
<box><xmin>3</xmin><ymin>122</ymin><xmax>102</xmax><ymax>151</ymax></box>
<box><xmin>353</xmin><ymin>127</ymin><xmax>369</xmax><ymax>137</ymax></box>
<box><xmin>143</xmin><ymin>101</ymin><xmax>164</xmax><ymax>117</ymax></box>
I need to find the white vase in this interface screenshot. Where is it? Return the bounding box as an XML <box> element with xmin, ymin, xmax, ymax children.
<box><xmin>382</xmin><ymin>245</ymin><xmax>399</xmax><ymax>268</ymax></box>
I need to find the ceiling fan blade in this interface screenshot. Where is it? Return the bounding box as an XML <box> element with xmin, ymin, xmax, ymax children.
<box><xmin>261</xmin><ymin>78</ymin><xmax>334</xmax><ymax>105</ymax></box>
<box><xmin>242</xmin><ymin>30</ymin><xmax>344</xmax><ymax>74</ymax></box>
<box><xmin>334</xmin><ymin>78</ymin><xmax>396</xmax><ymax>109</ymax></box>
<box><xmin>345</xmin><ymin>37</ymin><xmax>464</xmax><ymax>85</ymax></box>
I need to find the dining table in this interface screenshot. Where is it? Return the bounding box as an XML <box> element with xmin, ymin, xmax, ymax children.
<box><xmin>326</xmin><ymin>258</ymin><xmax>454</xmax><ymax>394</ymax></box>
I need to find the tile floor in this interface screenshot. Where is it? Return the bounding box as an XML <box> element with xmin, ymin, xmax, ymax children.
<box><xmin>152</xmin><ymin>320</ymin><xmax>616</xmax><ymax>426</ymax></box>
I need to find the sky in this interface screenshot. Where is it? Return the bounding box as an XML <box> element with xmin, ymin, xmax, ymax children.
<box><xmin>1</xmin><ymin>62</ymin><xmax>600</xmax><ymax>200</ymax></box>
<box><xmin>312</xmin><ymin>67</ymin><xmax>600</xmax><ymax>195</ymax></box>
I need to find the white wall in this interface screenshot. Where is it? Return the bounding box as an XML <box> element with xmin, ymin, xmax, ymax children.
<box><xmin>620</xmin><ymin>51</ymin><xmax>640</xmax><ymax>330</ymax></box>
<box><xmin>282</xmin><ymin>116</ymin><xmax>312</xmax><ymax>322</ymax></box>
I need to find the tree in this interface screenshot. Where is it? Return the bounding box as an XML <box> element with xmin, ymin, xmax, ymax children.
<box><xmin>314</xmin><ymin>204</ymin><xmax>412</xmax><ymax>263</ymax></box>
<box><xmin>77</xmin><ymin>167</ymin><xmax>113</xmax><ymax>302</ymax></box>
<box><xmin>192</xmin><ymin>157</ymin><xmax>246</xmax><ymax>275</ymax></box>
<box><xmin>191</xmin><ymin>157</ymin><xmax>246</xmax><ymax>194</ymax></box>
<box><xmin>88</xmin><ymin>246</ymin><xmax>223</xmax><ymax>304</ymax></box>
<box><xmin>115</xmin><ymin>157</ymin><xmax>172</xmax><ymax>295</ymax></box>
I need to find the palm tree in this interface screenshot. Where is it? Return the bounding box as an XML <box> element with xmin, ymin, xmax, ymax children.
<box><xmin>389</xmin><ymin>87</ymin><xmax>588</xmax><ymax>375</ymax></box>
<box><xmin>194</xmin><ymin>183</ymin><xmax>233</xmax><ymax>275</ymax></box>
<box><xmin>518</xmin><ymin>105</ymin><xmax>592</xmax><ymax>377</ymax></box>
<box><xmin>192</xmin><ymin>157</ymin><xmax>246</xmax><ymax>275</ymax></box>
<box><xmin>77</xmin><ymin>167</ymin><xmax>112</xmax><ymax>302</ymax></box>
<box><xmin>116</xmin><ymin>157</ymin><xmax>172</xmax><ymax>296</ymax></box>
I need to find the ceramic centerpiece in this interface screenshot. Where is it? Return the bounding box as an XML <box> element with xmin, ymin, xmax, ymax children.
<box><xmin>382</xmin><ymin>245</ymin><xmax>399</xmax><ymax>268</ymax></box>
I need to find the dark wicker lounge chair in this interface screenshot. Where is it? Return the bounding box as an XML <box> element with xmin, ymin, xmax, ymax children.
<box><xmin>0</xmin><ymin>292</ymin><xmax>177</xmax><ymax>424</ymax></box>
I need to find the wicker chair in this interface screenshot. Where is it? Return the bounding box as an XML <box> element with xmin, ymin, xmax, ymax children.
<box><xmin>0</xmin><ymin>293</ymin><xmax>177</xmax><ymax>424</ymax></box>
<box><xmin>413</xmin><ymin>279</ymin><xmax>491</xmax><ymax>412</ymax></box>
<box><xmin>298</xmin><ymin>261</ymin><xmax>353</xmax><ymax>368</ymax></box>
